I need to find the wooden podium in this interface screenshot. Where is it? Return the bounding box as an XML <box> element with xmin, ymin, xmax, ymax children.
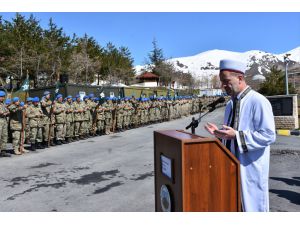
<box><xmin>154</xmin><ymin>130</ymin><xmax>241</xmax><ymax>212</ymax></box>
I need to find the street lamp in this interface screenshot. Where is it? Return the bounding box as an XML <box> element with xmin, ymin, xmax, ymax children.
<box><xmin>284</xmin><ymin>54</ymin><xmax>291</xmax><ymax>95</ymax></box>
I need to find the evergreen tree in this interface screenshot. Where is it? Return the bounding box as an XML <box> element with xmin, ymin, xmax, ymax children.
<box><xmin>258</xmin><ymin>65</ymin><xmax>296</xmax><ymax>95</ymax></box>
<box><xmin>43</xmin><ymin>17</ymin><xmax>72</xmax><ymax>85</ymax></box>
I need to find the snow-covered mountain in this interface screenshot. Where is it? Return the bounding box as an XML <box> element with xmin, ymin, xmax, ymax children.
<box><xmin>135</xmin><ymin>47</ymin><xmax>300</xmax><ymax>81</ymax></box>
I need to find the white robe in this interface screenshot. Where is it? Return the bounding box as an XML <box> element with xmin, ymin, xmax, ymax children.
<box><xmin>223</xmin><ymin>89</ymin><xmax>276</xmax><ymax>212</ymax></box>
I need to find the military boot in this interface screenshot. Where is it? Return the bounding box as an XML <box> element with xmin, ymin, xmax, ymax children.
<box><xmin>37</xmin><ymin>142</ymin><xmax>45</xmax><ymax>149</ymax></box>
<box><xmin>50</xmin><ymin>139</ymin><xmax>56</xmax><ymax>146</ymax></box>
<box><xmin>62</xmin><ymin>139</ymin><xmax>68</xmax><ymax>144</ymax></box>
<box><xmin>30</xmin><ymin>143</ymin><xmax>36</xmax><ymax>151</ymax></box>
<box><xmin>56</xmin><ymin>140</ymin><xmax>62</xmax><ymax>145</ymax></box>
<box><xmin>0</xmin><ymin>152</ymin><xmax>11</xmax><ymax>157</ymax></box>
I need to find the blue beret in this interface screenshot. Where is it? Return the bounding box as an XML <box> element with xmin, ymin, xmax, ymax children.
<box><xmin>83</xmin><ymin>96</ymin><xmax>88</xmax><ymax>100</ymax></box>
<box><xmin>72</xmin><ymin>97</ymin><xmax>76</xmax><ymax>101</ymax></box>
<box><xmin>5</xmin><ymin>99</ymin><xmax>11</xmax><ymax>104</ymax></box>
<box><xmin>67</xmin><ymin>95</ymin><xmax>72</xmax><ymax>99</ymax></box>
<box><xmin>13</xmin><ymin>97</ymin><xmax>19</xmax><ymax>102</ymax></box>
<box><xmin>89</xmin><ymin>93</ymin><xmax>94</xmax><ymax>98</ymax></box>
<box><xmin>33</xmin><ymin>97</ymin><xmax>40</xmax><ymax>102</ymax></box>
<box><xmin>75</xmin><ymin>94</ymin><xmax>80</xmax><ymax>98</ymax></box>
<box><xmin>219</xmin><ymin>59</ymin><xmax>246</xmax><ymax>74</ymax></box>
<box><xmin>20</xmin><ymin>101</ymin><xmax>24</xmax><ymax>107</ymax></box>
<box><xmin>26</xmin><ymin>97</ymin><xmax>33</xmax><ymax>102</ymax></box>
<box><xmin>56</xmin><ymin>94</ymin><xmax>63</xmax><ymax>99</ymax></box>
<box><xmin>0</xmin><ymin>91</ymin><xmax>6</xmax><ymax>97</ymax></box>
<box><xmin>44</xmin><ymin>91</ymin><xmax>50</xmax><ymax>95</ymax></box>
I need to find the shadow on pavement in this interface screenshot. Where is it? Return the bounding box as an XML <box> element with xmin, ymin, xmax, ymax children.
<box><xmin>270</xmin><ymin>177</ymin><xmax>300</xmax><ymax>187</ymax></box>
<box><xmin>270</xmin><ymin>189</ymin><xmax>300</xmax><ymax>206</ymax></box>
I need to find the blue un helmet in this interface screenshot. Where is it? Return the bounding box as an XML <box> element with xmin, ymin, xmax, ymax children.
<box><xmin>0</xmin><ymin>90</ymin><xmax>6</xmax><ymax>97</ymax></box>
<box><xmin>5</xmin><ymin>98</ymin><xmax>11</xmax><ymax>105</ymax></box>
<box><xmin>12</xmin><ymin>97</ymin><xmax>19</xmax><ymax>102</ymax></box>
<box><xmin>33</xmin><ymin>97</ymin><xmax>40</xmax><ymax>103</ymax></box>
<box><xmin>43</xmin><ymin>91</ymin><xmax>50</xmax><ymax>96</ymax></box>
<box><xmin>56</xmin><ymin>94</ymin><xmax>63</xmax><ymax>100</ymax></box>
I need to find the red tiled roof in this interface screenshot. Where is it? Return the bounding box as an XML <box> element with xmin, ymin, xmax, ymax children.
<box><xmin>137</xmin><ymin>72</ymin><xmax>159</xmax><ymax>79</ymax></box>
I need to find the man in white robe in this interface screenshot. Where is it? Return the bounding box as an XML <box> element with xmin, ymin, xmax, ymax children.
<box><xmin>205</xmin><ymin>59</ymin><xmax>276</xmax><ymax>212</ymax></box>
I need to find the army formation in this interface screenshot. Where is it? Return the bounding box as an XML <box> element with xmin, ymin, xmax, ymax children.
<box><xmin>0</xmin><ymin>89</ymin><xmax>222</xmax><ymax>157</ymax></box>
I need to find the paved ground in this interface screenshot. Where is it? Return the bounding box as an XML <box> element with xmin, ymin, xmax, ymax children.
<box><xmin>0</xmin><ymin>107</ymin><xmax>299</xmax><ymax>212</ymax></box>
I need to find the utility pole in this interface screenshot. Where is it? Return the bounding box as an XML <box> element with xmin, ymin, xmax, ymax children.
<box><xmin>284</xmin><ymin>54</ymin><xmax>291</xmax><ymax>95</ymax></box>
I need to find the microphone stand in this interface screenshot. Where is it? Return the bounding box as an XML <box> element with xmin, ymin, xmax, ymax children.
<box><xmin>185</xmin><ymin>106</ymin><xmax>216</xmax><ymax>134</ymax></box>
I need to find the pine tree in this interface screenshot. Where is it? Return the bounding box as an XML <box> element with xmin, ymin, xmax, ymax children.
<box><xmin>258</xmin><ymin>65</ymin><xmax>296</xmax><ymax>95</ymax></box>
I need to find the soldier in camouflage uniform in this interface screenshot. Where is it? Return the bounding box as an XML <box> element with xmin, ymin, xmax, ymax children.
<box><xmin>116</xmin><ymin>98</ymin><xmax>125</xmax><ymax>132</ymax></box>
<box><xmin>26</xmin><ymin>97</ymin><xmax>44</xmax><ymax>151</ymax></box>
<box><xmin>8</xmin><ymin>97</ymin><xmax>27</xmax><ymax>155</ymax></box>
<box><xmin>73</xmin><ymin>95</ymin><xmax>85</xmax><ymax>140</ymax></box>
<box><xmin>103</xmin><ymin>97</ymin><xmax>114</xmax><ymax>135</ymax></box>
<box><xmin>160</xmin><ymin>97</ymin><xmax>168</xmax><ymax>121</ymax></box>
<box><xmin>40</xmin><ymin>91</ymin><xmax>55</xmax><ymax>147</ymax></box>
<box><xmin>156</xmin><ymin>97</ymin><xmax>162</xmax><ymax>122</ymax></box>
<box><xmin>149</xmin><ymin>97</ymin><xmax>156</xmax><ymax>124</ymax></box>
<box><xmin>123</xmin><ymin>97</ymin><xmax>134</xmax><ymax>130</ymax></box>
<box><xmin>53</xmin><ymin>94</ymin><xmax>66</xmax><ymax>145</ymax></box>
<box><xmin>64</xmin><ymin>95</ymin><xmax>74</xmax><ymax>143</ymax></box>
<box><xmin>95</xmin><ymin>98</ymin><xmax>105</xmax><ymax>135</ymax></box>
<box><xmin>87</xmin><ymin>93</ymin><xmax>97</xmax><ymax>136</ymax></box>
<box><xmin>25</xmin><ymin>97</ymin><xmax>33</xmax><ymax>144</ymax></box>
<box><xmin>82</xmin><ymin>96</ymin><xmax>90</xmax><ymax>138</ymax></box>
<box><xmin>0</xmin><ymin>91</ymin><xmax>11</xmax><ymax>157</ymax></box>
<box><xmin>130</xmin><ymin>96</ymin><xmax>140</xmax><ymax>128</ymax></box>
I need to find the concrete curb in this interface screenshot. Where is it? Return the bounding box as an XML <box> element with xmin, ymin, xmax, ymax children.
<box><xmin>276</xmin><ymin>129</ymin><xmax>300</xmax><ymax>136</ymax></box>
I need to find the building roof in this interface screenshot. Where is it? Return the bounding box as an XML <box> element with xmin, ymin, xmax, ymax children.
<box><xmin>136</xmin><ymin>72</ymin><xmax>159</xmax><ymax>79</ymax></box>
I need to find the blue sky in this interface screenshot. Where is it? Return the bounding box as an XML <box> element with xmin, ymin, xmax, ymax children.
<box><xmin>1</xmin><ymin>12</ymin><xmax>300</xmax><ymax>65</ymax></box>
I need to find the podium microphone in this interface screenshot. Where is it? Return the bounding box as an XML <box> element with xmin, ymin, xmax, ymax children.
<box><xmin>185</xmin><ymin>96</ymin><xmax>226</xmax><ymax>134</ymax></box>
<box><xmin>207</xmin><ymin>96</ymin><xmax>225</xmax><ymax>112</ymax></box>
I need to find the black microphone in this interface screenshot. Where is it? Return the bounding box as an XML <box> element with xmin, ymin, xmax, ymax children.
<box><xmin>207</xmin><ymin>97</ymin><xmax>225</xmax><ymax>112</ymax></box>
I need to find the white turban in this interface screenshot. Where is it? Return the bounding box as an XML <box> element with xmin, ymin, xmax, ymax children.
<box><xmin>219</xmin><ymin>59</ymin><xmax>247</xmax><ymax>74</ymax></box>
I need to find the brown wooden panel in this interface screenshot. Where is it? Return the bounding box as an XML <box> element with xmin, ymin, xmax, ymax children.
<box><xmin>154</xmin><ymin>131</ymin><xmax>183</xmax><ymax>211</ymax></box>
<box><xmin>182</xmin><ymin>142</ymin><xmax>240</xmax><ymax>212</ymax></box>
<box><xmin>154</xmin><ymin>130</ymin><xmax>240</xmax><ymax>212</ymax></box>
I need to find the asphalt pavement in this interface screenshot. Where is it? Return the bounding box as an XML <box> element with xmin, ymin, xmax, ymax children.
<box><xmin>0</xmin><ymin>107</ymin><xmax>299</xmax><ymax>212</ymax></box>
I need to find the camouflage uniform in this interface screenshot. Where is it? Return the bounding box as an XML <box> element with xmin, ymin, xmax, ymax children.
<box><xmin>73</xmin><ymin>99</ymin><xmax>85</xmax><ymax>139</ymax></box>
<box><xmin>131</xmin><ymin>98</ymin><xmax>140</xmax><ymax>128</ymax></box>
<box><xmin>82</xmin><ymin>99</ymin><xmax>90</xmax><ymax>137</ymax></box>
<box><xmin>26</xmin><ymin>102</ymin><xmax>43</xmax><ymax>149</ymax></box>
<box><xmin>103</xmin><ymin>100</ymin><xmax>114</xmax><ymax>135</ymax></box>
<box><xmin>0</xmin><ymin>101</ymin><xmax>9</xmax><ymax>154</ymax></box>
<box><xmin>53</xmin><ymin>100</ymin><xmax>66</xmax><ymax>143</ymax></box>
<box><xmin>8</xmin><ymin>103</ymin><xmax>25</xmax><ymax>155</ymax></box>
<box><xmin>149</xmin><ymin>100</ymin><xmax>156</xmax><ymax>123</ymax></box>
<box><xmin>116</xmin><ymin>100</ymin><xmax>125</xmax><ymax>131</ymax></box>
<box><xmin>40</xmin><ymin>97</ymin><xmax>55</xmax><ymax>146</ymax></box>
<box><xmin>96</xmin><ymin>103</ymin><xmax>105</xmax><ymax>135</ymax></box>
<box><xmin>64</xmin><ymin>99</ymin><xmax>74</xmax><ymax>142</ymax></box>
<box><xmin>88</xmin><ymin>99</ymin><xmax>97</xmax><ymax>135</ymax></box>
<box><xmin>124</xmin><ymin>99</ymin><xmax>133</xmax><ymax>129</ymax></box>
<box><xmin>25</xmin><ymin>100</ymin><xmax>32</xmax><ymax>144</ymax></box>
